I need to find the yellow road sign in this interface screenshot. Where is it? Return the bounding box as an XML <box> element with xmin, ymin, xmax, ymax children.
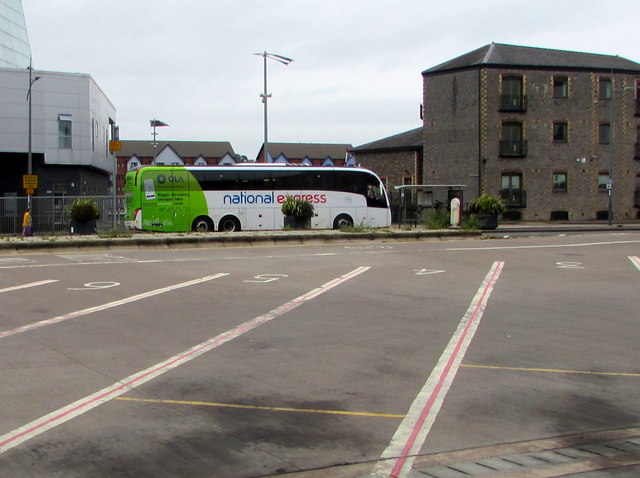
<box><xmin>23</xmin><ymin>175</ymin><xmax>38</xmax><ymax>189</ymax></box>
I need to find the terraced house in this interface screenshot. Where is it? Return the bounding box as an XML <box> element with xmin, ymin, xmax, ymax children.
<box><xmin>422</xmin><ymin>43</ymin><xmax>640</xmax><ymax>221</ymax></box>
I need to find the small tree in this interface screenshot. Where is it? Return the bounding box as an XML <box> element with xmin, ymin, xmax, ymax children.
<box><xmin>473</xmin><ymin>194</ymin><xmax>506</xmax><ymax>216</ymax></box>
<box><xmin>69</xmin><ymin>198</ymin><xmax>101</xmax><ymax>223</ymax></box>
<box><xmin>281</xmin><ymin>196</ymin><xmax>314</xmax><ymax>218</ymax></box>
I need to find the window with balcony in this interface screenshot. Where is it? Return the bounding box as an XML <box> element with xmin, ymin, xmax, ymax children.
<box><xmin>500</xmin><ymin>122</ymin><xmax>527</xmax><ymax>157</ymax></box>
<box><xmin>599</xmin><ymin>123</ymin><xmax>611</xmax><ymax>144</ymax></box>
<box><xmin>553</xmin><ymin>172</ymin><xmax>567</xmax><ymax>192</ymax></box>
<box><xmin>553</xmin><ymin>122</ymin><xmax>568</xmax><ymax>142</ymax></box>
<box><xmin>553</xmin><ymin>76</ymin><xmax>568</xmax><ymax>98</ymax></box>
<box><xmin>500</xmin><ymin>173</ymin><xmax>526</xmax><ymax>207</ymax></box>
<box><xmin>500</xmin><ymin>75</ymin><xmax>526</xmax><ymax>112</ymax></box>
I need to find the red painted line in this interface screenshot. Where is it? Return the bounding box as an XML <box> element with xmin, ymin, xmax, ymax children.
<box><xmin>388</xmin><ymin>261</ymin><xmax>504</xmax><ymax>478</ymax></box>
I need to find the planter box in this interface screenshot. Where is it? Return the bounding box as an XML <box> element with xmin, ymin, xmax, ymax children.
<box><xmin>70</xmin><ymin>219</ymin><xmax>97</xmax><ymax>235</ymax></box>
<box><xmin>477</xmin><ymin>214</ymin><xmax>498</xmax><ymax>230</ymax></box>
<box><xmin>283</xmin><ymin>216</ymin><xmax>311</xmax><ymax>230</ymax></box>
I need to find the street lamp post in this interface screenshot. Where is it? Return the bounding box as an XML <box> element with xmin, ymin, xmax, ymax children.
<box><xmin>150</xmin><ymin>119</ymin><xmax>169</xmax><ymax>161</ymax></box>
<box><xmin>253</xmin><ymin>51</ymin><xmax>293</xmax><ymax>162</ymax></box>
<box><xmin>26</xmin><ymin>61</ymin><xmax>41</xmax><ymax>207</ymax></box>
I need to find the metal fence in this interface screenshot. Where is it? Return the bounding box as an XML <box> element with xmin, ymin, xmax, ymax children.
<box><xmin>0</xmin><ymin>196</ymin><xmax>126</xmax><ymax>235</ymax></box>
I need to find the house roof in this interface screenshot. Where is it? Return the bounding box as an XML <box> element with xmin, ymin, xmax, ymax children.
<box><xmin>423</xmin><ymin>43</ymin><xmax>640</xmax><ymax>75</ymax></box>
<box><xmin>117</xmin><ymin>140</ymin><xmax>235</xmax><ymax>158</ymax></box>
<box><xmin>261</xmin><ymin>142</ymin><xmax>353</xmax><ymax>160</ymax></box>
<box><xmin>350</xmin><ymin>127</ymin><xmax>423</xmax><ymax>153</ymax></box>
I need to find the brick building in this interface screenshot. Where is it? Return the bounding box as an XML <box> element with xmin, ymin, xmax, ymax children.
<box><xmin>349</xmin><ymin>127</ymin><xmax>423</xmax><ymax>216</ymax></box>
<box><xmin>423</xmin><ymin>43</ymin><xmax>640</xmax><ymax>221</ymax></box>
<box><xmin>256</xmin><ymin>142</ymin><xmax>352</xmax><ymax>166</ymax></box>
<box><xmin>114</xmin><ymin>141</ymin><xmax>238</xmax><ymax>195</ymax></box>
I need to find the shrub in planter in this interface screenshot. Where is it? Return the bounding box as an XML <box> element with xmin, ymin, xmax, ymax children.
<box><xmin>281</xmin><ymin>196</ymin><xmax>314</xmax><ymax>229</ymax></box>
<box><xmin>473</xmin><ymin>194</ymin><xmax>505</xmax><ymax>230</ymax></box>
<box><xmin>69</xmin><ymin>198</ymin><xmax>100</xmax><ymax>234</ymax></box>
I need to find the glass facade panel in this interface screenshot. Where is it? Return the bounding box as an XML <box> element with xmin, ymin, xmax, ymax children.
<box><xmin>0</xmin><ymin>0</ymin><xmax>31</xmax><ymax>68</ymax></box>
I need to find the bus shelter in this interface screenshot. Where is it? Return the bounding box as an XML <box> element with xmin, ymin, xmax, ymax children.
<box><xmin>394</xmin><ymin>184</ymin><xmax>466</xmax><ymax>227</ymax></box>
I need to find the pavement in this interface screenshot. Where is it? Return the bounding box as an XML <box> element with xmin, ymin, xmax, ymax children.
<box><xmin>1</xmin><ymin>222</ymin><xmax>640</xmax><ymax>252</ymax></box>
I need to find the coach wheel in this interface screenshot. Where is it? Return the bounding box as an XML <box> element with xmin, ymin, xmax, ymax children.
<box><xmin>219</xmin><ymin>216</ymin><xmax>241</xmax><ymax>232</ymax></box>
<box><xmin>192</xmin><ymin>216</ymin><xmax>214</xmax><ymax>233</ymax></box>
<box><xmin>333</xmin><ymin>214</ymin><xmax>354</xmax><ymax>229</ymax></box>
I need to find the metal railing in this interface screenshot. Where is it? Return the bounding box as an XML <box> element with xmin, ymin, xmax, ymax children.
<box><xmin>0</xmin><ymin>196</ymin><xmax>126</xmax><ymax>235</ymax></box>
<box><xmin>499</xmin><ymin>140</ymin><xmax>528</xmax><ymax>157</ymax></box>
<box><xmin>500</xmin><ymin>94</ymin><xmax>527</xmax><ymax>112</ymax></box>
<box><xmin>500</xmin><ymin>189</ymin><xmax>527</xmax><ymax>207</ymax></box>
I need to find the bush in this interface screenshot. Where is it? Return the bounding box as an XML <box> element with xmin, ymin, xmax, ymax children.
<box><xmin>418</xmin><ymin>208</ymin><xmax>450</xmax><ymax>229</ymax></box>
<box><xmin>461</xmin><ymin>214</ymin><xmax>482</xmax><ymax>230</ymax></box>
<box><xmin>281</xmin><ymin>196</ymin><xmax>314</xmax><ymax>218</ymax></box>
<box><xmin>473</xmin><ymin>194</ymin><xmax>506</xmax><ymax>215</ymax></box>
<box><xmin>69</xmin><ymin>198</ymin><xmax>100</xmax><ymax>223</ymax></box>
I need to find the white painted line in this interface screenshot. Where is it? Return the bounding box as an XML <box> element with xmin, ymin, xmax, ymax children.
<box><xmin>372</xmin><ymin>261</ymin><xmax>504</xmax><ymax>478</ymax></box>
<box><xmin>0</xmin><ymin>274</ymin><xmax>229</xmax><ymax>340</ymax></box>
<box><xmin>447</xmin><ymin>239</ymin><xmax>640</xmax><ymax>251</ymax></box>
<box><xmin>629</xmin><ymin>256</ymin><xmax>640</xmax><ymax>271</ymax></box>
<box><xmin>0</xmin><ymin>280</ymin><xmax>59</xmax><ymax>294</ymax></box>
<box><xmin>0</xmin><ymin>267</ymin><xmax>370</xmax><ymax>455</ymax></box>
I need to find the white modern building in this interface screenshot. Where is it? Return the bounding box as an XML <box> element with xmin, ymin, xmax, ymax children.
<box><xmin>0</xmin><ymin>0</ymin><xmax>30</xmax><ymax>69</ymax></box>
<box><xmin>0</xmin><ymin>67</ymin><xmax>117</xmax><ymax>196</ymax></box>
<box><xmin>0</xmin><ymin>0</ymin><xmax>118</xmax><ymax>197</ymax></box>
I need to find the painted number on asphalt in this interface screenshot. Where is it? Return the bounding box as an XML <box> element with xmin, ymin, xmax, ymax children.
<box><xmin>68</xmin><ymin>281</ymin><xmax>121</xmax><ymax>290</ymax></box>
<box><xmin>414</xmin><ymin>269</ymin><xmax>446</xmax><ymax>275</ymax></box>
<box><xmin>244</xmin><ymin>274</ymin><xmax>289</xmax><ymax>283</ymax></box>
<box><xmin>556</xmin><ymin>262</ymin><xmax>584</xmax><ymax>269</ymax></box>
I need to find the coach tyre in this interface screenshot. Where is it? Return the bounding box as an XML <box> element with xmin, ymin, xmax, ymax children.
<box><xmin>192</xmin><ymin>216</ymin><xmax>214</xmax><ymax>232</ymax></box>
<box><xmin>333</xmin><ymin>214</ymin><xmax>354</xmax><ymax>229</ymax></box>
<box><xmin>219</xmin><ymin>215</ymin><xmax>241</xmax><ymax>232</ymax></box>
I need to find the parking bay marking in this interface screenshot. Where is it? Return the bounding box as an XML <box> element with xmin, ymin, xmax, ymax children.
<box><xmin>0</xmin><ymin>274</ymin><xmax>229</xmax><ymax>340</ymax></box>
<box><xmin>630</xmin><ymin>256</ymin><xmax>640</xmax><ymax>271</ymax></box>
<box><xmin>116</xmin><ymin>397</ymin><xmax>405</xmax><ymax>419</ymax></box>
<box><xmin>461</xmin><ymin>364</ymin><xmax>640</xmax><ymax>378</ymax></box>
<box><xmin>0</xmin><ymin>266</ymin><xmax>370</xmax><ymax>455</ymax></box>
<box><xmin>373</xmin><ymin>261</ymin><xmax>505</xmax><ymax>478</ymax></box>
<box><xmin>0</xmin><ymin>280</ymin><xmax>59</xmax><ymax>294</ymax></box>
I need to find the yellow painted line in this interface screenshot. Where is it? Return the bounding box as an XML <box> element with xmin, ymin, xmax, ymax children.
<box><xmin>115</xmin><ymin>397</ymin><xmax>405</xmax><ymax>419</ymax></box>
<box><xmin>461</xmin><ymin>364</ymin><xmax>640</xmax><ymax>377</ymax></box>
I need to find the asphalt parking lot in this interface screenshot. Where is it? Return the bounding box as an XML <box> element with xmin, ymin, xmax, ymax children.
<box><xmin>0</xmin><ymin>230</ymin><xmax>639</xmax><ymax>477</ymax></box>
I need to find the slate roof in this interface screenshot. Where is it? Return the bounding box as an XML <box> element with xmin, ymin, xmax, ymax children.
<box><xmin>117</xmin><ymin>140</ymin><xmax>235</xmax><ymax>158</ymax></box>
<box><xmin>262</xmin><ymin>142</ymin><xmax>352</xmax><ymax>160</ymax></box>
<box><xmin>350</xmin><ymin>127</ymin><xmax>423</xmax><ymax>153</ymax></box>
<box><xmin>423</xmin><ymin>43</ymin><xmax>640</xmax><ymax>75</ymax></box>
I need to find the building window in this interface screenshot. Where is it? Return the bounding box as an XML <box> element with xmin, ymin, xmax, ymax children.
<box><xmin>635</xmin><ymin>175</ymin><xmax>640</xmax><ymax>207</ymax></box>
<box><xmin>553</xmin><ymin>122</ymin><xmax>568</xmax><ymax>142</ymax></box>
<box><xmin>598</xmin><ymin>172</ymin><xmax>610</xmax><ymax>191</ymax></box>
<box><xmin>500</xmin><ymin>172</ymin><xmax>525</xmax><ymax>207</ymax></box>
<box><xmin>599</xmin><ymin>78</ymin><xmax>612</xmax><ymax>99</ymax></box>
<box><xmin>599</xmin><ymin>123</ymin><xmax>611</xmax><ymax>144</ymax></box>
<box><xmin>553</xmin><ymin>76</ymin><xmax>568</xmax><ymax>98</ymax></box>
<box><xmin>500</xmin><ymin>122</ymin><xmax>527</xmax><ymax>157</ymax></box>
<box><xmin>127</xmin><ymin>156</ymin><xmax>141</xmax><ymax>171</ymax></box>
<box><xmin>553</xmin><ymin>172</ymin><xmax>567</xmax><ymax>192</ymax></box>
<box><xmin>500</xmin><ymin>75</ymin><xmax>526</xmax><ymax>112</ymax></box>
<box><xmin>58</xmin><ymin>114</ymin><xmax>72</xmax><ymax>149</ymax></box>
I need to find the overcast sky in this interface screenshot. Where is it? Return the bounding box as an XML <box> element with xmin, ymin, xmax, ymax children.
<box><xmin>22</xmin><ymin>0</ymin><xmax>640</xmax><ymax>159</ymax></box>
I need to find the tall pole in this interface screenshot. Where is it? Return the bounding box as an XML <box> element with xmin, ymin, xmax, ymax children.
<box><xmin>262</xmin><ymin>53</ymin><xmax>269</xmax><ymax>162</ymax></box>
<box><xmin>609</xmin><ymin>69</ymin><xmax>613</xmax><ymax>226</ymax></box>
<box><xmin>26</xmin><ymin>59</ymin><xmax>40</xmax><ymax>208</ymax></box>
<box><xmin>254</xmin><ymin>52</ymin><xmax>293</xmax><ymax>162</ymax></box>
